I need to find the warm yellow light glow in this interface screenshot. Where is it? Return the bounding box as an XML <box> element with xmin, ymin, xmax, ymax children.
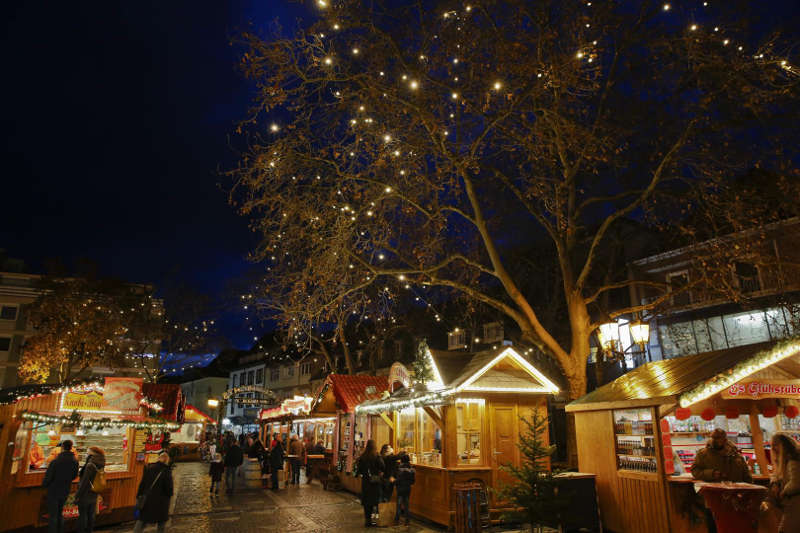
<box><xmin>451</xmin><ymin>92</ymin><xmax>459</xmax><ymax>99</ymax></box>
<box><xmin>352</xmin><ymin>48</ymin><xmax>359</xmax><ymax>55</ymax></box>
<box><xmin>629</xmin><ymin>321</ymin><xmax>650</xmax><ymax>346</ymax></box>
<box><xmin>690</xmin><ymin>24</ymin><xmax>698</xmax><ymax>31</ymax></box>
<box><xmin>323</xmin><ymin>57</ymin><xmax>333</xmax><ymax>65</ymax></box>
<box><xmin>456</xmin><ymin>347</ymin><xmax>559</xmax><ymax>394</ymax></box>
<box><xmin>207</xmin><ymin>399</ymin><xmax>219</xmax><ymax>408</ymax></box>
<box><xmin>409</xmin><ymin>80</ymin><xmax>419</xmax><ymax>90</ymax></box>
<box><xmin>317</xmin><ymin>0</ymin><xmax>327</xmax><ymax>7</ymax></box>
<box><xmin>455</xmin><ymin>398</ymin><xmax>484</xmax><ymax>405</ymax></box>
<box><xmin>493</xmin><ymin>81</ymin><xmax>502</xmax><ymax>90</ymax></box>
<box><xmin>461</xmin><ymin>386</ymin><xmax>552</xmax><ymax>393</ymax></box>
<box><xmin>663</xmin><ymin>3</ymin><xmax>670</xmax><ymax>11</ymax></box>
<box><xmin>598</xmin><ymin>322</ymin><xmax>618</xmax><ymax>352</ymax></box>
<box><xmin>270</xmin><ymin>123</ymin><xmax>279</xmax><ymax>132</ymax></box>
<box><xmin>383</xmin><ymin>134</ymin><xmax>391</xmax><ymax>142</ymax></box>
<box><xmin>576</xmin><ymin>51</ymin><xmax>584</xmax><ymax>59</ymax></box>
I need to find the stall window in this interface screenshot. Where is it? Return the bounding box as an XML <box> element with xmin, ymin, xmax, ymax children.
<box><xmin>417</xmin><ymin>409</ymin><xmax>442</xmax><ymax>466</ymax></box>
<box><xmin>10</xmin><ymin>422</ymin><xmax>31</xmax><ymax>475</ymax></box>
<box><xmin>613</xmin><ymin>408</ymin><xmax>657</xmax><ymax>473</ymax></box>
<box><xmin>27</xmin><ymin>423</ymin><xmax>129</xmax><ymax>473</ymax></box>
<box><xmin>397</xmin><ymin>408</ymin><xmax>416</xmax><ymax>454</ymax></box>
<box><xmin>456</xmin><ymin>400</ymin><xmax>483</xmax><ymax>465</ymax></box>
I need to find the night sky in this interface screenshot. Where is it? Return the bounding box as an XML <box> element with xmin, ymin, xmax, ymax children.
<box><xmin>1</xmin><ymin>1</ymin><xmax>309</xmax><ymax>348</ymax></box>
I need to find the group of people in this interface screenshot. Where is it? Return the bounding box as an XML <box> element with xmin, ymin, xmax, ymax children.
<box><xmin>356</xmin><ymin>441</ymin><xmax>416</xmax><ymax>528</ymax></box>
<box><xmin>42</xmin><ymin>439</ymin><xmax>174</xmax><ymax>533</ymax></box>
<box><xmin>207</xmin><ymin>431</ymin><xmax>328</xmax><ymax>494</ymax></box>
<box><xmin>691</xmin><ymin>428</ymin><xmax>800</xmax><ymax>533</ymax></box>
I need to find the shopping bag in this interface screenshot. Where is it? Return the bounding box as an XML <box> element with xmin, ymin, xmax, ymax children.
<box><xmin>377</xmin><ymin>502</ymin><xmax>396</xmax><ymax>527</ymax></box>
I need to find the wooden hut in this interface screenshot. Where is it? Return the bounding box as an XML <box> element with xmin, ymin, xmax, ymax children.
<box><xmin>566</xmin><ymin>339</ymin><xmax>800</xmax><ymax>533</ymax></box>
<box><xmin>355</xmin><ymin>345</ymin><xmax>560</xmax><ymax>527</ymax></box>
<box><xmin>0</xmin><ymin>378</ymin><xmax>182</xmax><ymax>531</ymax></box>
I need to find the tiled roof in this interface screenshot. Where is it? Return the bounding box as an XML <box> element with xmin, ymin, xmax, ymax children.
<box><xmin>142</xmin><ymin>383</ymin><xmax>186</xmax><ymax>422</ymax></box>
<box><xmin>326</xmin><ymin>374</ymin><xmax>390</xmax><ymax>412</ymax></box>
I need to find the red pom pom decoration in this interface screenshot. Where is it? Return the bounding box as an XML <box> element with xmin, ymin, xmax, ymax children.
<box><xmin>701</xmin><ymin>408</ymin><xmax>716</xmax><ymax>421</ymax></box>
<box><xmin>725</xmin><ymin>407</ymin><xmax>739</xmax><ymax>419</ymax></box>
<box><xmin>675</xmin><ymin>408</ymin><xmax>692</xmax><ymax>421</ymax></box>
<box><xmin>785</xmin><ymin>405</ymin><xmax>800</xmax><ymax>419</ymax></box>
<box><xmin>762</xmin><ymin>406</ymin><xmax>778</xmax><ymax>418</ymax></box>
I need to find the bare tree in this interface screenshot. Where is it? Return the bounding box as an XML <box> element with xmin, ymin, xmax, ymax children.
<box><xmin>230</xmin><ymin>0</ymin><xmax>798</xmax><ymax>403</ymax></box>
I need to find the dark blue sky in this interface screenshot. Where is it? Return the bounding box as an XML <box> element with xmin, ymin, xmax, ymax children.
<box><xmin>1</xmin><ymin>1</ymin><xmax>310</xmax><ymax>348</ymax></box>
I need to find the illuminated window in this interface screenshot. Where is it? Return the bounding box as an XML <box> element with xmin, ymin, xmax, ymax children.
<box><xmin>456</xmin><ymin>400</ymin><xmax>482</xmax><ymax>464</ymax></box>
<box><xmin>397</xmin><ymin>408</ymin><xmax>416</xmax><ymax>453</ymax></box>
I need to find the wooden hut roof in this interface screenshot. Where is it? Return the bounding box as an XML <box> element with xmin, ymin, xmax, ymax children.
<box><xmin>566</xmin><ymin>341</ymin><xmax>800</xmax><ymax>412</ymax></box>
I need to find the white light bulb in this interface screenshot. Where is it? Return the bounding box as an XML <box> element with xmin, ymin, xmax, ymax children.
<box><xmin>451</xmin><ymin>92</ymin><xmax>459</xmax><ymax>99</ymax></box>
<box><xmin>409</xmin><ymin>80</ymin><xmax>419</xmax><ymax>90</ymax></box>
<box><xmin>383</xmin><ymin>134</ymin><xmax>391</xmax><ymax>142</ymax></box>
<box><xmin>663</xmin><ymin>3</ymin><xmax>670</xmax><ymax>11</ymax></box>
<box><xmin>352</xmin><ymin>48</ymin><xmax>359</xmax><ymax>55</ymax></box>
<box><xmin>384</xmin><ymin>187</ymin><xmax>392</xmax><ymax>193</ymax></box>
<box><xmin>690</xmin><ymin>24</ymin><xmax>698</xmax><ymax>31</ymax></box>
<box><xmin>493</xmin><ymin>81</ymin><xmax>502</xmax><ymax>90</ymax></box>
<box><xmin>324</xmin><ymin>57</ymin><xmax>332</xmax><ymax>65</ymax></box>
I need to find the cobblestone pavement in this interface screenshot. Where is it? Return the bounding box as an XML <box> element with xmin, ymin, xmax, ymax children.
<box><xmin>98</xmin><ymin>462</ymin><xmax>448</xmax><ymax>533</ymax></box>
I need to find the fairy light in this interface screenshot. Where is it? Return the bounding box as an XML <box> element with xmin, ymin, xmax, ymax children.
<box><xmin>690</xmin><ymin>24</ymin><xmax>698</xmax><ymax>31</ymax></box>
<box><xmin>663</xmin><ymin>3</ymin><xmax>670</xmax><ymax>11</ymax></box>
<box><xmin>409</xmin><ymin>80</ymin><xmax>419</xmax><ymax>90</ymax></box>
<box><xmin>352</xmin><ymin>48</ymin><xmax>360</xmax><ymax>55</ymax></box>
<box><xmin>451</xmin><ymin>92</ymin><xmax>459</xmax><ymax>99</ymax></box>
<box><xmin>270</xmin><ymin>123</ymin><xmax>279</xmax><ymax>132</ymax></box>
<box><xmin>323</xmin><ymin>57</ymin><xmax>333</xmax><ymax>65</ymax></box>
<box><xmin>492</xmin><ymin>81</ymin><xmax>502</xmax><ymax>90</ymax></box>
<box><xmin>383</xmin><ymin>134</ymin><xmax>391</xmax><ymax>142</ymax></box>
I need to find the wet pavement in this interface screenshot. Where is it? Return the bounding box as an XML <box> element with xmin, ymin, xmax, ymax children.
<box><xmin>97</xmin><ymin>462</ymin><xmax>448</xmax><ymax>532</ymax></box>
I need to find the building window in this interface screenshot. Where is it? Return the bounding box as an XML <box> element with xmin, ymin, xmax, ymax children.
<box><xmin>0</xmin><ymin>305</ymin><xmax>18</xmax><ymax>321</ymax></box>
<box><xmin>448</xmin><ymin>329</ymin><xmax>467</xmax><ymax>350</ymax></box>
<box><xmin>0</xmin><ymin>337</ymin><xmax>10</xmax><ymax>352</ymax></box>
<box><xmin>270</xmin><ymin>367</ymin><xmax>279</xmax><ymax>381</ymax></box>
<box><xmin>482</xmin><ymin>322</ymin><xmax>504</xmax><ymax>343</ymax></box>
<box><xmin>256</xmin><ymin>368</ymin><xmax>264</xmax><ymax>383</ymax></box>
<box><xmin>233</xmin><ymin>374</ymin><xmax>238</xmax><ymax>387</ymax></box>
<box><xmin>735</xmin><ymin>262</ymin><xmax>761</xmax><ymax>293</ymax></box>
<box><xmin>667</xmin><ymin>271</ymin><xmax>692</xmax><ymax>307</ymax></box>
<box><xmin>230</xmin><ymin>403</ymin><xmax>234</xmax><ymax>415</ymax></box>
<box><xmin>300</xmin><ymin>362</ymin><xmax>311</xmax><ymax>376</ymax></box>
<box><xmin>285</xmin><ymin>365</ymin><xmax>295</xmax><ymax>377</ymax></box>
<box><xmin>393</xmin><ymin>340</ymin><xmax>403</xmax><ymax>359</ymax></box>
<box><xmin>247</xmin><ymin>370</ymin><xmax>255</xmax><ymax>385</ymax></box>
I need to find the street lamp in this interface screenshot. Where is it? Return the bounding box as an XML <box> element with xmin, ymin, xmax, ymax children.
<box><xmin>597</xmin><ymin>319</ymin><xmax>651</xmax><ymax>366</ymax></box>
<box><xmin>207</xmin><ymin>398</ymin><xmax>219</xmax><ymax>408</ymax></box>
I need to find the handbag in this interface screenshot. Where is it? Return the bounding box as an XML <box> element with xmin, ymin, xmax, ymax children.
<box><xmin>90</xmin><ymin>469</ymin><xmax>107</xmax><ymax>493</ymax></box>
<box><xmin>135</xmin><ymin>470</ymin><xmax>164</xmax><ymax>513</ymax></box>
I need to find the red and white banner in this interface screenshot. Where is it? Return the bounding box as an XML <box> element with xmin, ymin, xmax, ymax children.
<box><xmin>722</xmin><ymin>380</ymin><xmax>800</xmax><ymax>400</ymax></box>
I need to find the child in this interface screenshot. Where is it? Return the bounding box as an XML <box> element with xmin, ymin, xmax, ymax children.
<box><xmin>209</xmin><ymin>453</ymin><xmax>224</xmax><ymax>494</ymax></box>
<box><xmin>394</xmin><ymin>453</ymin><xmax>415</xmax><ymax>526</ymax></box>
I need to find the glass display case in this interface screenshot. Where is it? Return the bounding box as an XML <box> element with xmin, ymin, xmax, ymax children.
<box><xmin>26</xmin><ymin>422</ymin><xmax>129</xmax><ymax>473</ymax></box>
<box><xmin>613</xmin><ymin>408</ymin><xmax>657</xmax><ymax>472</ymax></box>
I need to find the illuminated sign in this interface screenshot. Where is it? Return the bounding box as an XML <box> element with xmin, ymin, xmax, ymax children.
<box><xmin>722</xmin><ymin>380</ymin><xmax>800</xmax><ymax>400</ymax></box>
<box><xmin>389</xmin><ymin>362</ymin><xmax>411</xmax><ymax>392</ymax></box>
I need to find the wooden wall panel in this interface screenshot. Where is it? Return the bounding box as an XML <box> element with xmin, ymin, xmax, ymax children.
<box><xmin>575</xmin><ymin>410</ymin><xmax>622</xmax><ymax>532</ymax></box>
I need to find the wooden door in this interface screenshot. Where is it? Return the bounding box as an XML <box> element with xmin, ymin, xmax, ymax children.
<box><xmin>491</xmin><ymin>404</ymin><xmax>518</xmax><ymax>488</ymax></box>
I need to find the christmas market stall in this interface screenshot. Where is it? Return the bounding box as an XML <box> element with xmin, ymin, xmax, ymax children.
<box><xmin>566</xmin><ymin>339</ymin><xmax>800</xmax><ymax>533</ymax></box>
<box><xmin>0</xmin><ymin>378</ymin><xmax>181</xmax><ymax>532</ymax></box>
<box><xmin>307</xmin><ymin>374</ymin><xmax>389</xmax><ymax>493</ymax></box>
<box><xmin>355</xmin><ymin>345</ymin><xmax>560</xmax><ymax>527</ymax></box>
<box><xmin>259</xmin><ymin>395</ymin><xmax>314</xmax><ymax>447</ymax></box>
<box><xmin>170</xmin><ymin>404</ymin><xmax>216</xmax><ymax>462</ymax></box>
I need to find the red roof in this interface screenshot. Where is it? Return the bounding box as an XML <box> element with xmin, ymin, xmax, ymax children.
<box><xmin>325</xmin><ymin>374</ymin><xmax>389</xmax><ymax>412</ymax></box>
<box><xmin>142</xmin><ymin>383</ymin><xmax>185</xmax><ymax>422</ymax></box>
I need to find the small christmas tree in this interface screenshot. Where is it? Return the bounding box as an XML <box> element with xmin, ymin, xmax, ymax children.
<box><xmin>495</xmin><ymin>412</ymin><xmax>569</xmax><ymax>533</ymax></box>
<box><xmin>411</xmin><ymin>341</ymin><xmax>434</xmax><ymax>387</ymax></box>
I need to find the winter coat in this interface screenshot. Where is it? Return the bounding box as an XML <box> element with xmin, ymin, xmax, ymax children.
<box><xmin>772</xmin><ymin>459</ymin><xmax>800</xmax><ymax>532</ymax></box>
<box><xmin>288</xmin><ymin>438</ymin><xmax>304</xmax><ymax>457</ymax></box>
<box><xmin>209</xmin><ymin>461</ymin><xmax>224</xmax><ymax>482</ymax></box>
<box><xmin>270</xmin><ymin>441</ymin><xmax>285</xmax><ymax>470</ymax></box>
<box><xmin>224</xmin><ymin>445</ymin><xmax>244</xmax><ymax>468</ymax></box>
<box><xmin>247</xmin><ymin>439</ymin><xmax>265</xmax><ymax>460</ymax></box>
<box><xmin>396</xmin><ymin>464</ymin><xmax>416</xmax><ymax>496</ymax></box>
<box><xmin>42</xmin><ymin>451</ymin><xmax>79</xmax><ymax>500</ymax></box>
<box><xmin>136</xmin><ymin>462</ymin><xmax>173</xmax><ymax>524</ymax></box>
<box><xmin>75</xmin><ymin>453</ymin><xmax>106</xmax><ymax>505</ymax></box>
<box><xmin>691</xmin><ymin>440</ymin><xmax>752</xmax><ymax>482</ymax></box>
<box><xmin>356</xmin><ymin>454</ymin><xmax>385</xmax><ymax>509</ymax></box>
<box><xmin>311</xmin><ymin>443</ymin><xmax>326</xmax><ymax>454</ymax></box>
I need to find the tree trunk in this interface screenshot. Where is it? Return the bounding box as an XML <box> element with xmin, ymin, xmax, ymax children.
<box><xmin>339</xmin><ymin>327</ymin><xmax>355</xmax><ymax>374</ymax></box>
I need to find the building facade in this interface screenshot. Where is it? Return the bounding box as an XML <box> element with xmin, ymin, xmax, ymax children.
<box><xmin>180</xmin><ymin>376</ymin><xmax>229</xmax><ymax>419</ymax></box>
<box><xmin>0</xmin><ymin>272</ymin><xmax>41</xmax><ymax>388</ymax></box>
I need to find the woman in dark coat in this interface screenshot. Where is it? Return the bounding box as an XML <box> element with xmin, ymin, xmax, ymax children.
<box><xmin>134</xmin><ymin>452</ymin><xmax>174</xmax><ymax>533</ymax></box>
<box><xmin>357</xmin><ymin>440</ymin><xmax>385</xmax><ymax>527</ymax></box>
<box><xmin>269</xmin><ymin>438</ymin><xmax>285</xmax><ymax>491</ymax></box>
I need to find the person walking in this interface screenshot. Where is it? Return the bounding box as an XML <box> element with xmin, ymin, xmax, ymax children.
<box><xmin>394</xmin><ymin>454</ymin><xmax>416</xmax><ymax>526</ymax></box>
<box><xmin>209</xmin><ymin>453</ymin><xmax>224</xmax><ymax>495</ymax></box>
<box><xmin>42</xmin><ymin>440</ymin><xmax>79</xmax><ymax>533</ymax></box>
<box><xmin>356</xmin><ymin>440</ymin><xmax>385</xmax><ymax>528</ymax></box>
<box><xmin>767</xmin><ymin>434</ymin><xmax>800</xmax><ymax>532</ymax></box>
<box><xmin>75</xmin><ymin>447</ymin><xmax>106</xmax><ymax>533</ymax></box>
<box><xmin>133</xmin><ymin>452</ymin><xmax>173</xmax><ymax>533</ymax></box>
<box><xmin>224</xmin><ymin>440</ymin><xmax>244</xmax><ymax>494</ymax></box>
<box><xmin>288</xmin><ymin>435</ymin><xmax>304</xmax><ymax>485</ymax></box>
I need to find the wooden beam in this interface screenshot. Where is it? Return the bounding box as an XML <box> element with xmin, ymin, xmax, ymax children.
<box><xmin>749</xmin><ymin>406</ymin><xmax>768</xmax><ymax>476</ymax></box>
<box><xmin>423</xmin><ymin>405</ymin><xmax>444</xmax><ymax>429</ymax></box>
<box><xmin>379</xmin><ymin>412</ymin><xmax>395</xmax><ymax>431</ymax></box>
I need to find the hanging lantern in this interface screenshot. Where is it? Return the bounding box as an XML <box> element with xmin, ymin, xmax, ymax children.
<box><xmin>785</xmin><ymin>405</ymin><xmax>800</xmax><ymax>419</ymax></box>
<box><xmin>675</xmin><ymin>408</ymin><xmax>692</xmax><ymax>421</ymax></box>
<box><xmin>725</xmin><ymin>407</ymin><xmax>739</xmax><ymax>419</ymax></box>
<box><xmin>762</xmin><ymin>405</ymin><xmax>778</xmax><ymax>418</ymax></box>
<box><xmin>701</xmin><ymin>408</ymin><xmax>716</xmax><ymax>421</ymax></box>
<box><xmin>597</xmin><ymin>322</ymin><xmax>619</xmax><ymax>352</ymax></box>
<box><xmin>629</xmin><ymin>321</ymin><xmax>650</xmax><ymax>347</ymax></box>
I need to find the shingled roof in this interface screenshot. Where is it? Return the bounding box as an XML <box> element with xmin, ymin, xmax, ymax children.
<box><xmin>321</xmin><ymin>374</ymin><xmax>390</xmax><ymax>412</ymax></box>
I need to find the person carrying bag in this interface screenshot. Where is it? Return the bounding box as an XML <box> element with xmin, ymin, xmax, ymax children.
<box><xmin>134</xmin><ymin>452</ymin><xmax>173</xmax><ymax>533</ymax></box>
<box><xmin>75</xmin><ymin>447</ymin><xmax>106</xmax><ymax>533</ymax></box>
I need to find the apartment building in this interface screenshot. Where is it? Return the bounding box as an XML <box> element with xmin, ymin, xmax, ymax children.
<box><xmin>617</xmin><ymin>218</ymin><xmax>800</xmax><ymax>366</ymax></box>
<box><xmin>0</xmin><ymin>272</ymin><xmax>41</xmax><ymax>388</ymax></box>
<box><xmin>180</xmin><ymin>376</ymin><xmax>229</xmax><ymax>419</ymax></box>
